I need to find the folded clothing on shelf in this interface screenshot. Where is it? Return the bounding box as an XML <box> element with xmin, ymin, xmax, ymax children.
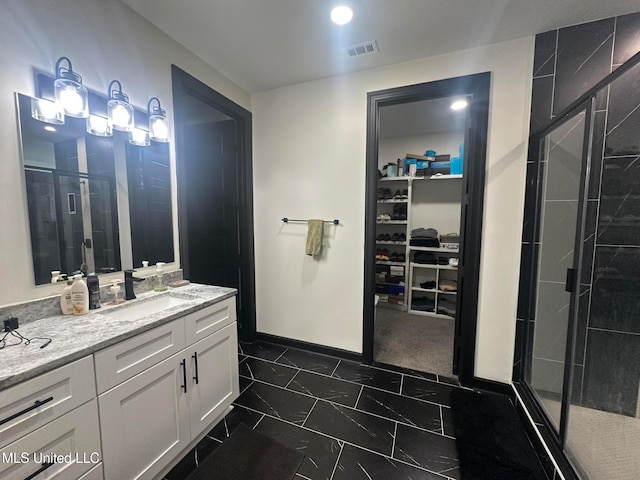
<box><xmin>440</xmin><ymin>233</ymin><xmax>460</xmax><ymax>243</ymax></box>
<box><xmin>420</xmin><ymin>280</ymin><xmax>436</xmax><ymax>289</ymax></box>
<box><xmin>439</xmin><ymin>279</ymin><xmax>457</xmax><ymax>292</ymax></box>
<box><xmin>414</xmin><ymin>252</ymin><xmax>437</xmax><ymax>264</ymax></box>
<box><xmin>437</xmin><ymin>298</ymin><xmax>456</xmax><ymax>316</ymax></box>
<box><xmin>410</xmin><ymin>237</ymin><xmax>440</xmax><ymax>247</ymax></box>
<box><xmin>411</xmin><ymin>227</ymin><xmax>438</xmax><ymax>238</ymax></box>
<box><xmin>412</xmin><ymin>296</ymin><xmax>435</xmax><ymax>312</ymax></box>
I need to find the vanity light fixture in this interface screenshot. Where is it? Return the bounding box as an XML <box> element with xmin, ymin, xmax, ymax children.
<box><xmin>147</xmin><ymin>97</ymin><xmax>170</xmax><ymax>143</ymax></box>
<box><xmin>53</xmin><ymin>57</ymin><xmax>89</xmax><ymax>118</ymax></box>
<box><xmin>31</xmin><ymin>97</ymin><xmax>64</xmax><ymax>124</ymax></box>
<box><xmin>129</xmin><ymin>127</ymin><xmax>150</xmax><ymax>146</ymax></box>
<box><xmin>107</xmin><ymin>80</ymin><xmax>134</xmax><ymax>132</ymax></box>
<box><xmin>86</xmin><ymin>114</ymin><xmax>113</xmax><ymax>137</ymax></box>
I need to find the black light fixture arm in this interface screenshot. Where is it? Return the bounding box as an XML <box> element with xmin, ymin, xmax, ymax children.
<box><xmin>108</xmin><ymin>79</ymin><xmax>129</xmax><ymax>102</ymax></box>
<box><xmin>147</xmin><ymin>96</ymin><xmax>166</xmax><ymax>117</ymax></box>
<box><xmin>55</xmin><ymin>56</ymin><xmax>82</xmax><ymax>83</ymax></box>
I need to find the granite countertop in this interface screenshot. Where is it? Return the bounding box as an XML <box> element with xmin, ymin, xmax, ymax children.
<box><xmin>0</xmin><ymin>283</ymin><xmax>237</xmax><ymax>390</ymax></box>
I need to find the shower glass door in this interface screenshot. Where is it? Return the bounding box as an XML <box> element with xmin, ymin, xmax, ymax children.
<box><xmin>526</xmin><ymin>105</ymin><xmax>591</xmax><ymax>434</ymax></box>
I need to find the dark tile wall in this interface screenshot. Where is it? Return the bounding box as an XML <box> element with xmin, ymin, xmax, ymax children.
<box><xmin>516</xmin><ymin>11</ymin><xmax>640</xmax><ymax>419</ymax></box>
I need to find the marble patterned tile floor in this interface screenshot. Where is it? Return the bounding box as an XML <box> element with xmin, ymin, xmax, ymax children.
<box><xmin>162</xmin><ymin>341</ymin><xmax>487</xmax><ymax>480</ymax></box>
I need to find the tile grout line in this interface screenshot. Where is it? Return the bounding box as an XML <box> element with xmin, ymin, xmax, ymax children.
<box><xmin>284</xmin><ymin>369</ymin><xmax>302</xmax><ymax>389</ymax></box>
<box><xmin>354</xmin><ymin>384</ymin><xmax>364</xmax><ymax>408</ymax></box>
<box><xmin>244</xmin><ymin>348</ymin><xmax>457</xmax><ymax>386</ymax></box>
<box><xmin>241</xmin><ymin>353</ymin><xmax>463</xmax><ymax>400</ymax></box>
<box><xmin>236</xmin><ymin>402</ymin><xmax>452</xmax><ymax>479</ymax></box>
<box><xmin>328</xmin><ymin>442</ymin><xmax>345</xmax><ymax>480</ymax></box>
<box><xmin>330</xmin><ymin>359</ymin><xmax>341</xmax><ymax>377</ymax></box>
<box><xmin>391</xmin><ymin>422</ymin><xmax>398</xmax><ymax>458</ymax></box>
<box><xmin>253</xmin><ymin>413</ymin><xmax>266</xmax><ymax>429</ymax></box>
<box><xmin>273</xmin><ymin>347</ymin><xmax>289</xmax><ymax>363</ymax></box>
<box><xmin>239</xmin><ymin>376</ymin><xmax>454</xmax><ymax>439</ymax></box>
<box><xmin>400</xmin><ymin>374</ymin><xmax>405</xmax><ymax>393</ymax></box>
<box><xmin>301</xmin><ymin>399</ymin><xmax>319</xmax><ymax>427</ymax></box>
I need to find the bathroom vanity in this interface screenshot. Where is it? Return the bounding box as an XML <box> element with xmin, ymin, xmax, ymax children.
<box><xmin>0</xmin><ymin>284</ymin><xmax>239</xmax><ymax>480</ymax></box>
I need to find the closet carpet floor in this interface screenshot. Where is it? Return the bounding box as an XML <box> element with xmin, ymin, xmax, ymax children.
<box><xmin>374</xmin><ymin>307</ymin><xmax>455</xmax><ymax>378</ymax></box>
<box><xmin>164</xmin><ymin>341</ymin><xmax>468</xmax><ymax>480</ymax></box>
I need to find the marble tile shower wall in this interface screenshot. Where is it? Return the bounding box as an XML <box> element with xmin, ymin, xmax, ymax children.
<box><xmin>516</xmin><ymin>11</ymin><xmax>640</xmax><ymax>417</ymax></box>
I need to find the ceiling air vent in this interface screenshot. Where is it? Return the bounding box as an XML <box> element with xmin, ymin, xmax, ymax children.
<box><xmin>346</xmin><ymin>40</ymin><xmax>379</xmax><ymax>58</ymax></box>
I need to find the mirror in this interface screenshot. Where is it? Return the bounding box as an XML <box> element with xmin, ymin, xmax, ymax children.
<box><xmin>17</xmin><ymin>93</ymin><xmax>174</xmax><ymax>285</ymax></box>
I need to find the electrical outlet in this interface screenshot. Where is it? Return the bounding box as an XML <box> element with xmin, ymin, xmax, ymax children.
<box><xmin>4</xmin><ymin>318</ymin><xmax>19</xmax><ymax>332</ymax></box>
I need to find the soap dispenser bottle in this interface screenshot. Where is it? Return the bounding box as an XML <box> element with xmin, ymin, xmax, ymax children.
<box><xmin>70</xmin><ymin>274</ymin><xmax>89</xmax><ymax>315</ymax></box>
<box><xmin>60</xmin><ymin>280</ymin><xmax>74</xmax><ymax>315</ymax></box>
<box><xmin>109</xmin><ymin>280</ymin><xmax>124</xmax><ymax>305</ymax></box>
<box><xmin>154</xmin><ymin>262</ymin><xmax>167</xmax><ymax>292</ymax></box>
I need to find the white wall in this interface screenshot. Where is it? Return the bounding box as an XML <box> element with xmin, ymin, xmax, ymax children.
<box><xmin>252</xmin><ymin>37</ymin><xmax>534</xmax><ymax>382</ymax></box>
<box><xmin>0</xmin><ymin>0</ymin><xmax>250</xmax><ymax>306</ymax></box>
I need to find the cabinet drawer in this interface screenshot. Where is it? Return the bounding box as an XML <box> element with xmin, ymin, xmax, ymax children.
<box><xmin>0</xmin><ymin>356</ymin><xmax>95</xmax><ymax>449</ymax></box>
<box><xmin>94</xmin><ymin>319</ymin><xmax>186</xmax><ymax>394</ymax></box>
<box><xmin>0</xmin><ymin>399</ymin><xmax>102</xmax><ymax>480</ymax></box>
<box><xmin>184</xmin><ymin>297</ymin><xmax>236</xmax><ymax>345</ymax></box>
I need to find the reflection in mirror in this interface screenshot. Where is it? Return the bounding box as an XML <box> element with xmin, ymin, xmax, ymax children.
<box><xmin>17</xmin><ymin>93</ymin><xmax>173</xmax><ymax>285</ymax></box>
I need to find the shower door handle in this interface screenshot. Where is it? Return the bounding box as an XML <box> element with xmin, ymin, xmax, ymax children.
<box><xmin>565</xmin><ymin>268</ymin><xmax>576</xmax><ymax>293</ymax></box>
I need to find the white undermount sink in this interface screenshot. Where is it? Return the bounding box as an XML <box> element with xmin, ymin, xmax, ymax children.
<box><xmin>106</xmin><ymin>295</ymin><xmax>191</xmax><ymax>321</ymax></box>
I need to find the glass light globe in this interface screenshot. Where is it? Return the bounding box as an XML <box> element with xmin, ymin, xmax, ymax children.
<box><xmin>149</xmin><ymin>115</ymin><xmax>170</xmax><ymax>143</ymax></box>
<box><xmin>108</xmin><ymin>100</ymin><xmax>134</xmax><ymax>131</ymax></box>
<box><xmin>54</xmin><ymin>79</ymin><xmax>89</xmax><ymax>118</ymax></box>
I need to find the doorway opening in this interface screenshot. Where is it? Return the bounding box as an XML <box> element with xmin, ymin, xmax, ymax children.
<box><xmin>172</xmin><ymin>66</ymin><xmax>256</xmax><ymax>341</ymax></box>
<box><xmin>363</xmin><ymin>73</ymin><xmax>490</xmax><ymax>385</ymax></box>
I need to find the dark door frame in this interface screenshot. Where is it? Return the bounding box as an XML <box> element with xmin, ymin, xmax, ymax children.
<box><xmin>363</xmin><ymin>73</ymin><xmax>491</xmax><ymax>386</ymax></box>
<box><xmin>172</xmin><ymin>65</ymin><xmax>256</xmax><ymax>342</ymax></box>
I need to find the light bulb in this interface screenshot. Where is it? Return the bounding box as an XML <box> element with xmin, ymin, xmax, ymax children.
<box><xmin>331</xmin><ymin>5</ymin><xmax>353</xmax><ymax>25</ymax></box>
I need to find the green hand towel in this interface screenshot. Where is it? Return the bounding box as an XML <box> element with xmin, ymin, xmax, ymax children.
<box><xmin>306</xmin><ymin>219</ymin><xmax>324</xmax><ymax>256</ymax></box>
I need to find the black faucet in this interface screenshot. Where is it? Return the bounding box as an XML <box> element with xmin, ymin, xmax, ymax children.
<box><xmin>124</xmin><ymin>270</ymin><xmax>145</xmax><ymax>300</ymax></box>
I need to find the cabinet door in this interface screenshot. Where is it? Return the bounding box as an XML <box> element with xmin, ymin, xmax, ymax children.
<box><xmin>188</xmin><ymin>322</ymin><xmax>239</xmax><ymax>438</ymax></box>
<box><xmin>0</xmin><ymin>399</ymin><xmax>101</xmax><ymax>480</ymax></box>
<box><xmin>99</xmin><ymin>351</ymin><xmax>190</xmax><ymax>480</ymax></box>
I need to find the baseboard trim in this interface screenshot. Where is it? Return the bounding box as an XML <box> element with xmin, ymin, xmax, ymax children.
<box><xmin>253</xmin><ymin>333</ymin><xmax>363</xmax><ymax>362</ymax></box>
<box><xmin>466</xmin><ymin>377</ymin><xmax>514</xmax><ymax>398</ymax></box>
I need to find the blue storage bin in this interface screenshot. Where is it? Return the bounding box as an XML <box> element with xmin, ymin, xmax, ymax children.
<box><xmin>451</xmin><ymin>156</ymin><xmax>463</xmax><ymax>175</ymax></box>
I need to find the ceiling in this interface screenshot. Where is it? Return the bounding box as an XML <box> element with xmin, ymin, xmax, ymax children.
<box><xmin>120</xmin><ymin>0</ymin><xmax>640</xmax><ymax>93</ymax></box>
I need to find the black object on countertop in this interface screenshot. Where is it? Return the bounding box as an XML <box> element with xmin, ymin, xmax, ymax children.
<box><xmin>449</xmin><ymin>389</ymin><xmax>547</xmax><ymax>480</ymax></box>
<box><xmin>185</xmin><ymin>423</ymin><xmax>304</xmax><ymax>480</ymax></box>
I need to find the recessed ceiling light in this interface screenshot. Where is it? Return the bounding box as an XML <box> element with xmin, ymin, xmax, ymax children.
<box><xmin>331</xmin><ymin>5</ymin><xmax>353</xmax><ymax>25</ymax></box>
<box><xmin>451</xmin><ymin>99</ymin><xmax>468</xmax><ymax>111</ymax></box>
<box><xmin>44</xmin><ymin>126</ymin><xmax>57</xmax><ymax>132</ymax></box>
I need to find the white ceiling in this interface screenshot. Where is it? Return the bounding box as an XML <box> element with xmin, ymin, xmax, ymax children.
<box><xmin>120</xmin><ymin>0</ymin><xmax>640</xmax><ymax>93</ymax></box>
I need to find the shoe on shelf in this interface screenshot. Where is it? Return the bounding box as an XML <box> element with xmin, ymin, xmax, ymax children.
<box><xmin>401</xmin><ymin>189</ymin><xmax>408</xmax><ymax>199</ymax></box>
<box><xmin>383</xmin><ymin>233</ymin><xmax>391</xmax><ymax>241</ymax></box>
<box><xmin>376</xmin><ymin>233</ymin><xmax>385</xmax><ymax>241</ymax></box>
<box><xmin>399</xmin><ymin>233</ymin><xmax>406</xmax><ymax>242</ymax></box>
<box><xmin>377</xmin><ymin>213</ymin><xmax>391</xmax><ymax>222</ymax></box>
<box><xmin>377</xmin><ymin>187</ymin><xmax>385</xmax><ymax>200</ymax></box>
<box><xmin>390</xmin><ymin>252</ymin><xmax>399</xmax><ymax>262</ymax></box>
<box><xmin>375</xmin><ymin>249</ymin><xmax>382</xmax><ymax>260</ymax></box>
<box><xmin>393</xmin><ymin>190</ymin><xmax>402</xmax><ymax>200</ymax></box>
<box><xmin>380</xmin><ymin>249</ymin><xmax>390</xmax><ymax>261</ymax></box>
<box><xmin>398</xmin><ymin>253</ymin><xmax>406</xmax><ymax>262</ymax></box>
<box><xmin>391</xmin><ymin>233</ymin><xmax>400</xmax><ymax>242</ymax></box>
<box><xmin>391</xmin><ymin>212</ymin><xmax>400</xmax><ymax>220</ymax></box>
<box><xmin>384</xmin><ymin>188</ymin><xmax>393</xmax><ymax>199</ymax></box>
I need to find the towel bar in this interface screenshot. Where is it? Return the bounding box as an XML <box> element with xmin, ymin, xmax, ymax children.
<box><xmin>282</xmin><ymin>217</ymin><xmax>339</xmax><ymax>225</ymax></box>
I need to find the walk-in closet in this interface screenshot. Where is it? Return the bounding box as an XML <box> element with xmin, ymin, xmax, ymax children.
<box><xmin>374</xmin><ymin>96</ymin><xmax>466</xmax><ymax>378</ymax></box>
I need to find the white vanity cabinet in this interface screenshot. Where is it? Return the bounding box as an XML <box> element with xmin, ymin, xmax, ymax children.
<box><xmin>97</xmin><ymin>296</ymin><xmax>239</xmax><ymax>480</ymax></box>
<box><xmin>0</xmin><ymin>357</ymin><xmax>102</xmax><ymax>480</ymax></box>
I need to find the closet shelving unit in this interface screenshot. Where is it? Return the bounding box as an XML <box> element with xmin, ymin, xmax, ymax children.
<box><xmin>376</xmin><ymin>177</ymin><xmax>410</xmax><ymax>308</ymax></box>
<box><xmin>376</xmin><ymin>172</ymin><xmax>462</xmax><ymax>311</ymax></box>
<box><xmin>408</xmin><ymin>246</ymin><xmax>459</xmax><ymax>319</ymax></box>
